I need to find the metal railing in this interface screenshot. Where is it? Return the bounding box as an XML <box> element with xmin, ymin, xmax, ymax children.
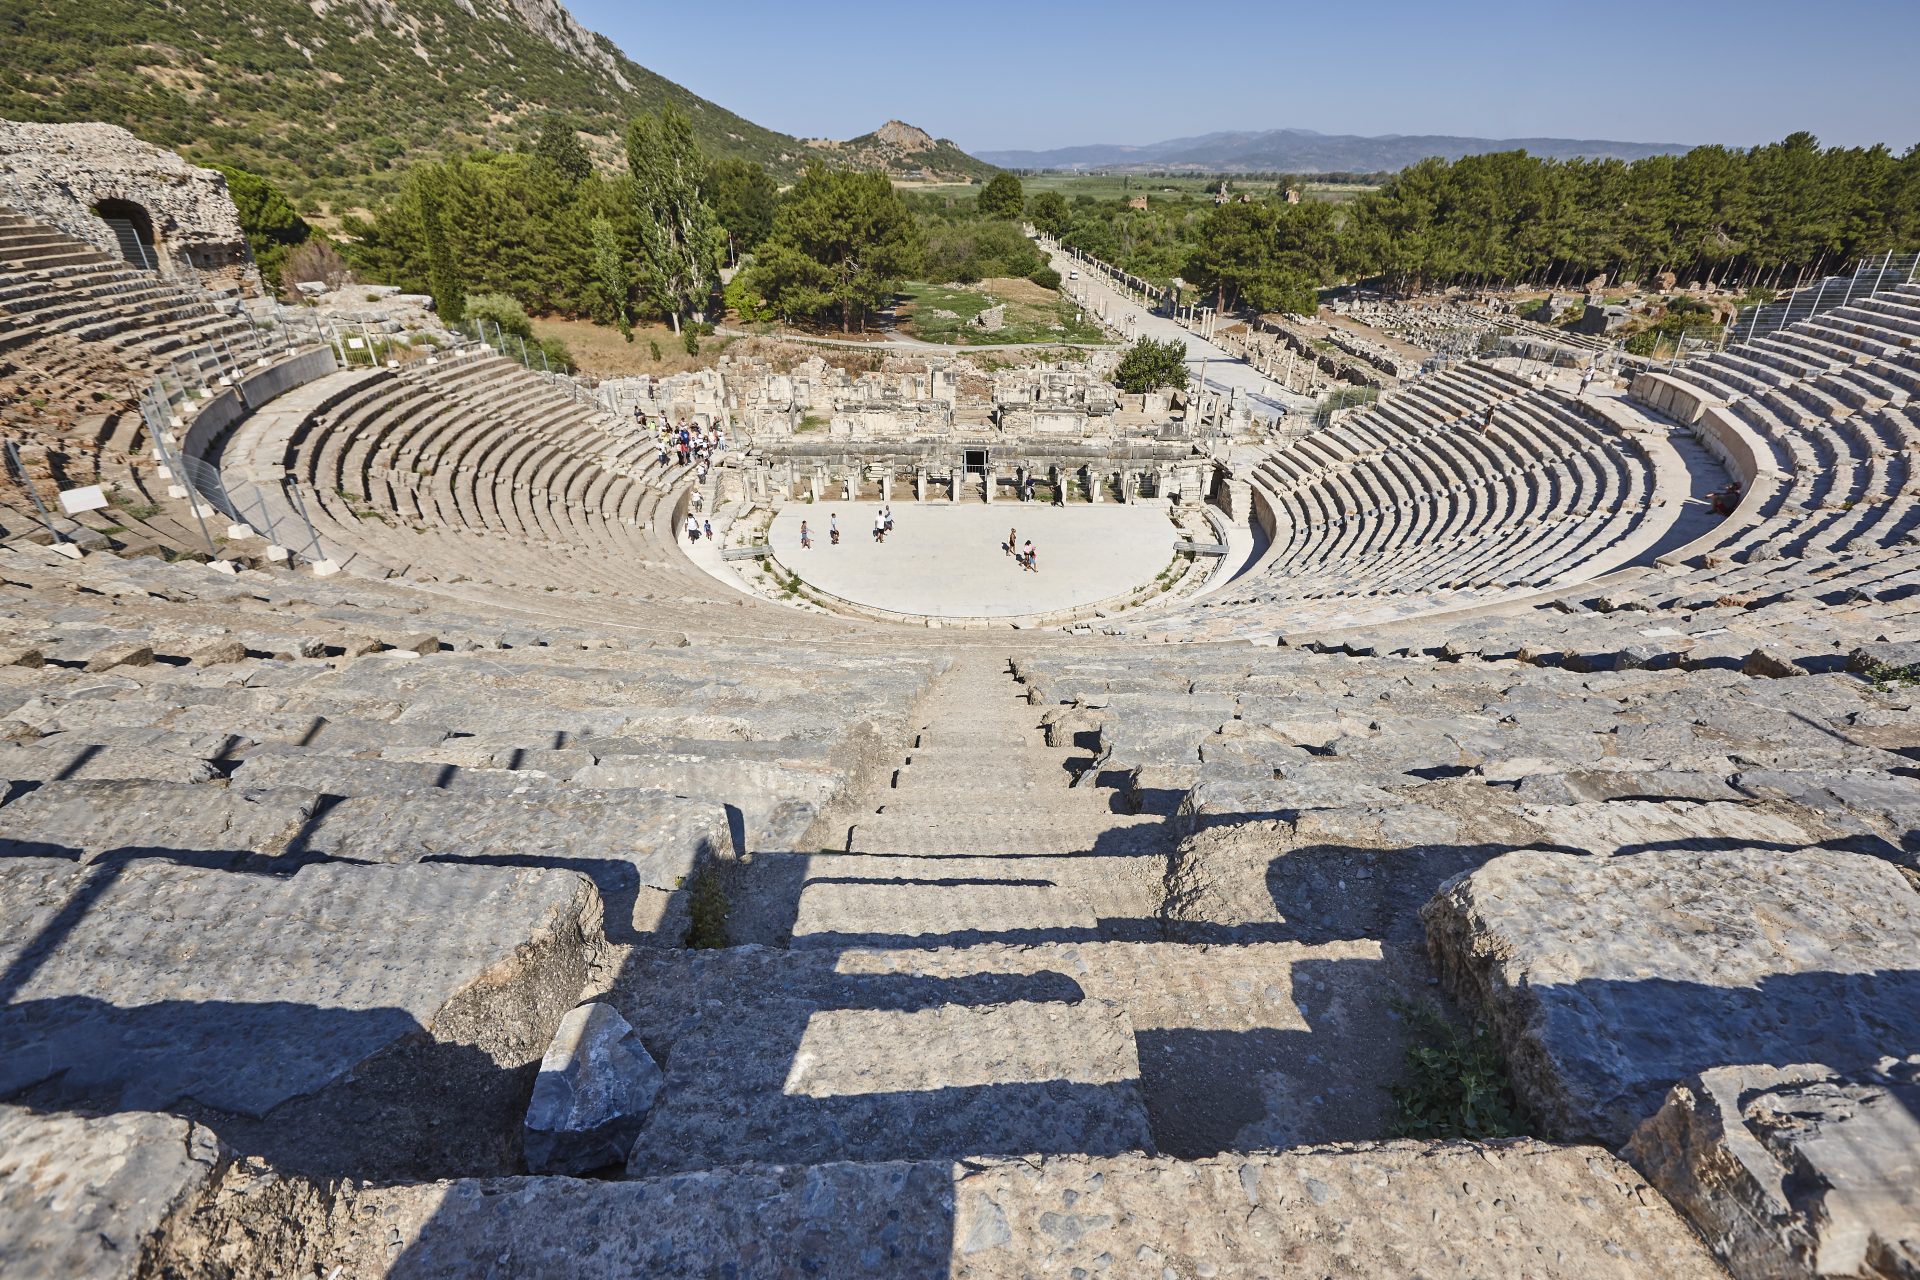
<box><xmin>1725</xmin><ymin>250</ymin><xmax>1920</xmax><ymax>347</ymax></box>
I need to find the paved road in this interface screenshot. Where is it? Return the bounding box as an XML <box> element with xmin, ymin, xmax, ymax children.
<box><xmin>1044</xmin><ymin>243</ymin><xmax>1316</xmax><ymax>418</ymax></box>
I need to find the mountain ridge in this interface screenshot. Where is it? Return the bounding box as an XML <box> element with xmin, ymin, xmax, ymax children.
<box><xmin>0</xmin><ymin>0</ymin><xmax>994</xmax><ymax>213</ymax></box>
<box><xmin>976</xmin><ymin>127</ymin><xmax>1694</xmax><ymax>172</ymax></box>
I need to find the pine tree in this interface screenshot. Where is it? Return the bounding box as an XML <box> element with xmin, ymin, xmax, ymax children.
<box><xmin>626</xmin><ymin>105</ymin><xmax>722</xmax><ymax>331</ymax></box>
<box><xmin>413</xmin><ymin>165</ymin><xmax>465</xmax><ymax>325</ymax></box>
<box><xmin>534</xmin><ymin>116</ymin><xmax>593</xmax><ymax>185</ymax></box>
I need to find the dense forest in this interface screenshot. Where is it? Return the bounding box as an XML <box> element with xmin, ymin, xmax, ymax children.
<box><xmin>1062</xmin><ymin>135</ymin><xmax>1920</xmax><ymax>308</ymax></box>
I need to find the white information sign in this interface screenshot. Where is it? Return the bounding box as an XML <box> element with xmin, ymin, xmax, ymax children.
<box><xmin>58</xmin><ymin>484</ymin><xmax>109</xmax><ymax>515</ymax></box>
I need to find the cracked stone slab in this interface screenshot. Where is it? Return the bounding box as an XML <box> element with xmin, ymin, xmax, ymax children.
<box><xmin>0</xmin><ymin>1106</ymin><xmax>220</xmax><ymax>1280</ymax></box>
<box><xmin>0</xmin><ymin>857</ymin><xmax>604</xmax><ymax>1178</ymax></box>
<box><xmin>1626</xmin><ymin>1060</ymin><xmax>1920</xmax><ymax>1280</ymax></box>
<box><xmin>1423</xmin><ymin>847</ymin><xmax>1920</xmax><ymax>1143</ymax></box>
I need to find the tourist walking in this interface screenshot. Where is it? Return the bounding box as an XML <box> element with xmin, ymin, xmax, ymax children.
<box><xmin>702</xmin><ymin>518</ymin><xmax>713</xmax><ymax>541</ymax></box>
<box><xmin>1481</xmin><ymin>405</ymin><xmax>1495</xmax><ymax>435</ymax></box>
<box><xmin>1023</xmin><ymin>538</ymin><xmax>1037</xmax><ymax>573</ymax></box>
<box><xmin>800</xmin><ymin>519</ymin><xmax>812</xmax><ymax>549</ymax></box>
<box><xmin>829</xmin><ymin>513</ymin><xmax>840</xmax><ymax>545</ymax></box>
<box><xmin>1579</xmin><ymin>365</ymin><xmax>1596</xmax><ymax>396</ymax></box>
<box><xmin>1006</xmin><ymin>526</ymin><xmax>1017</xmax><ymax>556</ymax></box>
<box><xmin>883</xmin><ymin>504</ymin><xmax>893</xmax><ymax>534</ymax></box>
<box><xmin>872</xmin><ymin>511</ymin><xmax>886</xmax><ymax>543</ymax></box>
<box><xmin>684</xmin><ymin>514</ymin><xmax>700</xmax><ymax>543</ymax></box>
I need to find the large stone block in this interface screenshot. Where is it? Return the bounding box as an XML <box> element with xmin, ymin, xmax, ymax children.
<box><xmin>143</xmin><ymin>1141</ymin><xmax>1727</xmax><ymax>1279</ymax></box>
<box><xmin>0</xmin><ymin>858</ymin><xmax>604</xmax><ymax>1179</ymax></box>
<box><xmin>1625</xmin><ymin>1061</ymin><xmax>1920</xmax><ymax>1280</ymax></box>
<box><xmin>1423</xmin><ymin>848</ymin><xmax>1920</xmax><ymax>1143</ymax></box>
<box><xmin>0</xmin><ymin>1106</ymin><xmax>220</xmax><ymax>1280</ymax></box>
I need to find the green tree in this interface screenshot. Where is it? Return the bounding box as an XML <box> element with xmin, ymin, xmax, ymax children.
<box><xmin>707</xmin><ymin>155</ymin><xmax>779</xmax><ymax>259</ymax></box>
<box><xmin>534</xmin><ymin>116</ymin><xmax>593</xmax><ymax>184</ymax></box>
<box><xmin>212</xmin><ymin>164</ymin><xmax>310</xmax><ymax>290</ymax></box>
<box><xmin>977</xmin><ymin>172</ymin><xmax>1024</xmax><ymax>220</ymax></box>
<box><xmin>586</xmin><ymin>215</ymin><xmax>634</xmax><ymax>338</ymax></box>
<box><xmin>626</xmin><ymin>104</ymin><xmax>722</xmax><ymax>331</ymax></box>
<box><xmin>1026</xmin><ymin>189</ymin><xmax>1071</xmax><ymax>238</ymax></box>
<box><xmin>743</xmin><ymin>165</ymin><xmax>922</xmax><ymax>331</ymax></box>
<box><xmin>412</xmin><ymin>164</ymin><xmax>464</xmax><ymax>325</ymax></box>
<box><xmin>1113</xmin><ymin>337</ymin><xmax>1190</xmax><ymax>392</ymax></box>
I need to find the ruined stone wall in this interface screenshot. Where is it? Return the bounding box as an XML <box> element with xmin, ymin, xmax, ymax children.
<box><xmin>0</xmin><ymin>119</ymin><xmax>261</xmax><ymax>296</ymax></box>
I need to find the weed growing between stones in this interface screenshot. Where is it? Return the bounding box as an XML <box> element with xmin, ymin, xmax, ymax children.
<box><xmin>685</xmin><ymin>866</ymin><xmax>729</xmax><ymax>948</ymax></box>
<box><xmin>1388</xmin><ymin>1000</ymin><xmax>1527</xmax><ymax>1140</ymax></box>
<box><xmin>1858</xmin><ymin>657</ymin><xmax>1920</xmax><ymax>693</ymax></box>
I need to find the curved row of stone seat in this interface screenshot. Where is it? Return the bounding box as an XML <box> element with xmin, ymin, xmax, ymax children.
<box><xmin>0</xmin><ymin>207</ymin><xmax>268</xmax><ymax>386</ymax></box>
<box><xmin>1658</xmin><ymin>282</ymin><xmax>1920</xmax><ymax>565</ymax></box>
<box><xmin>271</xmin><ymin>356</ymin><xmax>743</xmax><ymax>611</ymax></box>
<box><xmin>1245</xmin><ymin>362</ymin><xmax>1658</xmax><ymax>600</ymax></box>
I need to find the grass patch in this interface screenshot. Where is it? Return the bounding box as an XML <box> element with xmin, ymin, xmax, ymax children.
<box><xmin>685</xmin><ymin>865</ymin><xmax>729</xmax><ymax>948</ymax></box>
<box><xmin>531</xmin><ymin>316</ymin><xmax>736</xmax><ymax>378</ymax></box>
<box><xmin>895</xmin><ymin>278</ymin><xmax>1108</xmax><ymax>346</ymax></box>
<box><xmin>1388</xmin><ymin>1000</ymin><xmax>1527</xmax><ymax>1140</ymax></box>
<box><xmin>121</xmin><ymin>503</ymin><xmax>161</xmax><ymax>521</ymax></box>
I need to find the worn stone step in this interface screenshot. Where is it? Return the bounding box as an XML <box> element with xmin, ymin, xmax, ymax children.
<box><xmin>618</xmin><ymin>948</ymin><xmax>1153</xmax><ymax>1176</ymax></box>
<box><xmin>848</xmin><ymin>810</ymin><xmax>1169</xmax><ymax>856</ymax></box>
<box><xmin>135</xmin><ymin>1139</ymin><xmax>1730</xmax><ymax>1279</ymax></box>
<box><xmin>791</xmin><ymin>860</ymin><xmax>1099</xmax><ymax>947</ymax></box>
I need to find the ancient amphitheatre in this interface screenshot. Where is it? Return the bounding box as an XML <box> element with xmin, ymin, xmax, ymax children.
<box><xmin>0</xmin><ymin>19</ymin><xmax>1918</xmax><ymax>1280</ymax></box>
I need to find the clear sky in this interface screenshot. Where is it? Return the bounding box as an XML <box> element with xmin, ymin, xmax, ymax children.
<box><xmin>566</xmin><ymin>0</ymin><xmax>1919</xmax><ymax>154</ymax></box>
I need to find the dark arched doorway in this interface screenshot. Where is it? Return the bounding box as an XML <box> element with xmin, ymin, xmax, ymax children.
<box><xmin>93</xmin><ymin>199</ymin><xmax>161</xmax><ymax>272</ymax></box>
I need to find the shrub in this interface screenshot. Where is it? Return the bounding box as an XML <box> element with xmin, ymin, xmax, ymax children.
<box><xmin>1112</xmin><ymin>337</ymin><xmax>1190</xmax><ymax>392</ymax></box>
<box><xmin>279</xmin><ymin>239</ymin><xmax>348</xmax><ymax>295</ymax></box>
<box><xmin>1388</xmin><ymin>1001</ymin><xmax>1526</xmax><ymax>1140</ymax></box>
<box><xmin>1029</xmin><ymin>266</ymin><xmax>1062</xmax><ymax>290</ymax></box>
<box><xmin>463</xmin><ymin>292</ymin><xmax>534</xmax><ymax>340</ymax></box>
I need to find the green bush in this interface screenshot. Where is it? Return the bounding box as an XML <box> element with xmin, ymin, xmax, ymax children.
<box><xmin>1113</xmin><ymin>337</ymin><xmax>1190</xmax><ymax>393</ymax></box>
<box><xmin>1388</xmin><ymin>1001</ymin><xmax>1526</xmax><ymax>1140</ymax></box>
<box><xmin>464</xmin><ymin>291</ymin><xmax>534</xmax><ymax>340</ymax></box>
<box><xmin>1029</xmin><ymin>266</ymin><xmax>1062</xmax><ymax>290</ymax></box>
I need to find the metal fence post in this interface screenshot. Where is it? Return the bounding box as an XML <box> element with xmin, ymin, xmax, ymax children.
<box><xmin>3</xmin><ymin>440</ymin><xmax>66</xmax><ymax>546</ymax></box>
<box><xmin>282</xmin><ymin>470</ymin><xmax>326</xmax><ymax>564</ymax></box>
<box><xmin>142</xmin><ymin>389</ymin><xmax>219</xmax><ymax>559</ymax></box>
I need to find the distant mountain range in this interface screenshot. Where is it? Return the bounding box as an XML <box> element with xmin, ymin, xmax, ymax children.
<box><xmin>975</xmin><ymin>128</ymin><xmax>1693</xmax><ymax>173</ymax></box>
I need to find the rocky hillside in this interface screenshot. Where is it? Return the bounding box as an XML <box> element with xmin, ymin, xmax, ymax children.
<box><xmin>0</xmin><ymin>0</ymin><xmax>995</xmax><ymax>214</ymax></box>
<box><xmin>811</xmin><ymin>120</ymin><xmax>996</xmax><ymax>184</ymax></box>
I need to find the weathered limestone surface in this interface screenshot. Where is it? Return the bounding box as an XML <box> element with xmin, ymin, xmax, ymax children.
<box><xmin>301</xmin><ymin>787</ymin><xmax>734</xmax><ymax>944</ymax></box>
<box><xmin>522</xmin><ymin>1002</ymin><xmax>662</xmax><ymax>1175</ymax></box>
<box><xmin>0</xmin><ymin>858</ymin><xmax>604</xmax><ymax>1178</ymax></box>
<box><xmin>0</xmin><ymin>120</ymin><xmax>257</xmax><ymax>290</ymax></box>
<box><xmin>1625</xmin><ymin>1061</ymin><xmax>1920</xmax><ymax>1280</ymax></box>
<box><xmin>0</xmin><ymin>779</ymin><xmax>316</xmax><ymax>863</ymax></box>
<box><xmin>1423</xmin><ymin>848</ymin><xmax>1920</xmax><ymax>1143</ymax></box>
<box><xmin>145</xmin><ymin>1141</ymin><xmax>1729</xmax><ymax>1279</ymax></box>
<box><xmin>0</xmin><ymin>1106</ymin><xmax>220</xmax><ymax>1280</ymax></box>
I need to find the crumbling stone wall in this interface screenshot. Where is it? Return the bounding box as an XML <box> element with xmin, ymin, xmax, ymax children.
<box><xmin>0</xmin><ymin>119</ymin><xmax>261</xmax><ymax>296</ymax></box>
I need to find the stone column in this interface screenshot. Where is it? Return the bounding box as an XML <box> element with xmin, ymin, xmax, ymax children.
<box><xmin>1157</xmin><ymin>466</ymin><xmax>1172</xmax><ymax>501</ymax></box>
<box><xmin>1088</xmin><ymin>465</ymin><xmax>1101</xmax><ymax>502</ymax></box>
<box><xmin>982</xmin><ymin>465</ymin><xmax>994</xmax><ymax>503</ymax></box>
<box><xmin>915</xmin><ymin>468</ymin><xmax>927</xmax><ymax>502</ymax></box>
<box><xmin>950</xmin><ymin>465</ymin><xmax>963</xmax><ymax>503</ymax></box>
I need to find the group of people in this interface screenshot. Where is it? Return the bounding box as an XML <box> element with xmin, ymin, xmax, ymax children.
<box><xmin>1710</xmin><ymin>479</ymin><xmax>1745</xmax><ymax>516</ymax></box>
<box><xmin>797</xmin><ymin>507</ymin><xmax>896</xmax><ymax>550</ymax></box>
<box><xmin>1005</xmin><ymin>527</ymin><xmax>1038</xmax><ymax>573</ymax></box>
<box><xmin>640</xmin><ymin>409</ymin><xmax>725</xmax><ymax>472</ymax></box>
<box><xmin>683</xmin><ymin>514</ymin><xmax>714</xmax><ymax>542</ymax></box>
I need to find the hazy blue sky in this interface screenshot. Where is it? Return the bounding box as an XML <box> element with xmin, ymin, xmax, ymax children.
<box><xmin>568</xmin><ymin>0</ymin><xmax>1919</xmax><ymax>153</ymax></box>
